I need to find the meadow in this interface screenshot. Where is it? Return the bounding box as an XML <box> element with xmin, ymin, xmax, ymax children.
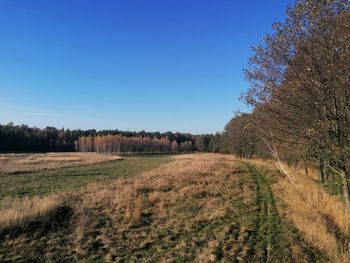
<box><xmin>0</xmin><ymin>152</ymin><xmax>122</xmax><ymax>173</ymax></box>
<box><xmin>0</xmin><ymin>153</ymin><xmax>349</xmax><ymax>262</ymax></box>
<box><xmin>0</xmin><ymin>153</ymin><xmax>168</xmax><ymax>199</ymax></box>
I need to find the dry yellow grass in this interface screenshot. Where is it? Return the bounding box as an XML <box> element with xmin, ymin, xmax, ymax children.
<box><xmin>250</xmin><ymin>158</ymin><xmax>350</xmax><ymax>262</ymax></box>
<box><xmin>0</xmin><ymin>196</ymin><xmax>62</xmax><ymax>230</ymax></box>
<box><xmin>69</xmin><ymin>154</ymin><xmax>319</xmax><ymax>262</ymax></box>
<box><xmin>80</xmin><ymin>153</ymin><xmax>240</xmax><ymax>223</ymax></box>
<box><xmin>0</xmin><ymin>152</ymin><xmax>122</xmax><ymax>173</ymax></box>
<box><xmin>71</xmin><ymin>153</ymin><xmax>255</xmax><ymax>261</ymax></box>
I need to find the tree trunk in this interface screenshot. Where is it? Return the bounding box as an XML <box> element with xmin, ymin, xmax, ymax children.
<box><xmin>324</xmin><ymin>157</ymin><xmax>329</xmax><ymax>181</ymax></box>
<box><xmin>319</xmin><ymin>158</ymin><xmax>325</xmax><ymax>183</ymax></box>
<box><xmin>339</xmin><ymin>169</ymin><xmax>350</xmax><ymax>212</ymax></box>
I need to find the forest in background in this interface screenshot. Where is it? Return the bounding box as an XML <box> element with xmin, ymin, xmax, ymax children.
<box><xmin>0</xmin><ymin>122</ymin><xmax>223</xmax><ymax>154</ymax></box>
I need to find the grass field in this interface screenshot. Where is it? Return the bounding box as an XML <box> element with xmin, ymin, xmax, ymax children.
<box><xmin>0</xmin><ymin>155</ymin><xmax>170</xmax><ymax>199</ymax></box>
<box><xmin>0</xmin><ymin>153</ymin><xmax>349</xmax><ymax>262</ymax></box>
<box><xmin>0</xmin><ymin>152</ymin><xmax>122</xmax><ymax>173</ymax></box>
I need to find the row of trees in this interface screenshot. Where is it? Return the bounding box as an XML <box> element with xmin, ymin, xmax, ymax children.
<box><xmin>75</xmin><ymin>135</ymin><xmax>180</xmax><ymax>154</ymax></box>
<box><xmin>0</xmin><ymin>123</ymin><xmax>78</xmax><ymax>152</ymax></box>
<box><xmin>229</xmin><ymin>0</ymin><xmax>350</xmax><ymax>210</ymax></box>
<box><xmin>0</xmin><ymin>122</ymin><xmax>231</xmax><ymax>154</ymax></box>
<box><xmin>0</xmin><ymin>122</ymin><xmax>201</xmax><ymax>153</ymax></box>
<box><xmin>194</xmin><ymin>134</ymin><xmax>223</xmax><ymax>153</ymax></box>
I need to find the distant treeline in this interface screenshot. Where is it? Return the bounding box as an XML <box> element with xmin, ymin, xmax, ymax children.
<box><xmin>75</xmin><ymin>132</ymin><xmax>225</xmax><ymax>154</ymax></box>
<box><xmin>0</xmin><ymin>122</ymin><xmax>223</xmax><ymax>153</ymax></box>
<box><xmin>0</xmin><ymin>122</ymin><xmax>195</xmax><ymax>153</ymax></box>
<box><xmin>75</xmin><ymin>135</ymin><xmax>177</xmax><ymax>153</ymax></box>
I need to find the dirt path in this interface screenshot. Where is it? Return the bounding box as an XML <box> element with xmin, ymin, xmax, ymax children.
<box><xmin>241</xmin><ymin>164</ymin><xmax>326</xmax><ymax>263</ymax></box>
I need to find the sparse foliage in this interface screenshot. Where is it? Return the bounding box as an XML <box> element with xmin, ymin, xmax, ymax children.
<box><xmin>241</xmin><ymin>0</ymin><xmax>350</xmax><ymax>210</ymax></box>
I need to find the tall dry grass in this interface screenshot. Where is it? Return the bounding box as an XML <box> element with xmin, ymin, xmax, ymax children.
<box><xmin>71</xmin><ymin>153</ymin><xmax>249</xmax><ymax>261</ymax></box>
<box><xmin>251</xmin><ymin>159</ymin><xmax>350</xmax><ymax>262</ymax></box>
<box><xmin>0</xmin><ymin>152</ymin><xmax>122</xmax><ymax>173</ymax></box>
<box><xmin>0</xmin><ymin>196</ymin><xmax>62</xmax><ymax>230</ymax></box>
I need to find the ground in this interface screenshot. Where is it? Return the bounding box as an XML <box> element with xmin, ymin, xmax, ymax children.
<box><xmin>0</xmin><ymin>154</ymin><xmax>169</xmax><ymax>198</ymax></box>
<box><xmin>0</xmin><ymin>152</ymin><xmax>122</xmax><ymax>173</ymax></box>
<box><xmin>0</xmin><ymin>153</ymin><xmax>338</xmax><ymax>262</ymax></box>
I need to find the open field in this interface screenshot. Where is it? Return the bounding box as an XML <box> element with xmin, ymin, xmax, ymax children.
<box><xmin>0</xmin><ymin>155</ymin><xmax>170</xmax><ymax>199</ymax></box>
<box><xmin>0</xmin><ymin>152</ymin><xmax>122</xmax><ymax>173</ymax></box>
<box><xmin>0</xmin><ymin>153</ymin><xmax>349</xmax><ymax>262</ymax></box>
<box><xmin>0</xmin><ymin>154</ymin><xmax>350</xmax><ymax>262</ymax></box>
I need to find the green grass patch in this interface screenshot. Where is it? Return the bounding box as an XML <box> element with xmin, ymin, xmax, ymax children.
<box><xmin>0</xmin><ymin>156</ymin><xmax>171</xmax><ymax>199</ymax></box>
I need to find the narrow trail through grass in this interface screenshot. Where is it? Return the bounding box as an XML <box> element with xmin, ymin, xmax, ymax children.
<box><xmin>244</xmin><ymin>164</ymin><xmax>326</xmax><ymax>263</ymax></box>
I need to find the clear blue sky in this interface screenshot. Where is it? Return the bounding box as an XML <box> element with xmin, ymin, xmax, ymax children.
<box><xmin>0</xmin><ymin>0</ymin><xmax>290</xmax><ymax>134</ymax></box>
